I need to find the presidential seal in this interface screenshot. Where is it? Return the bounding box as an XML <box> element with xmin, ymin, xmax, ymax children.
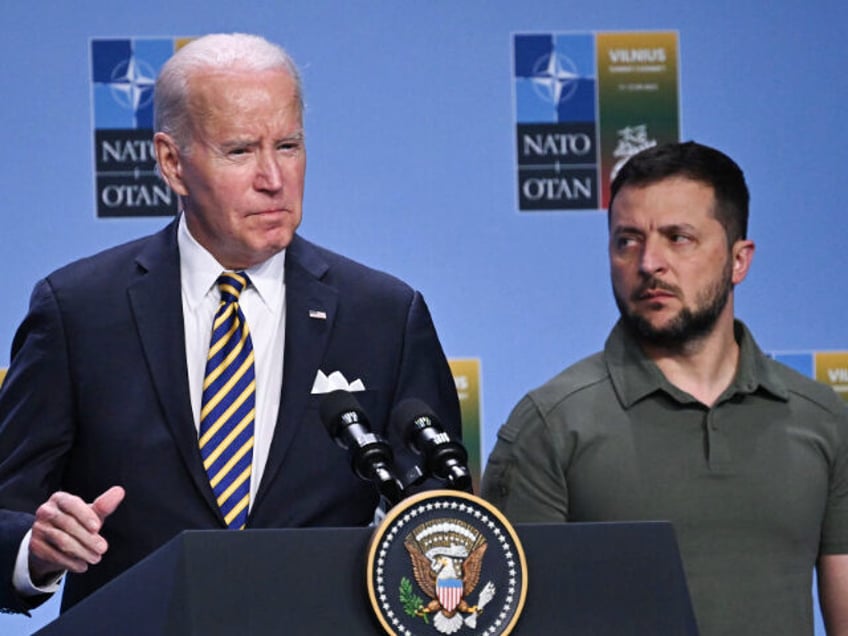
<box><xmin>367</xmin><ymin>490</ymin><xmax>527</xmax><ymax>635</ymax></box>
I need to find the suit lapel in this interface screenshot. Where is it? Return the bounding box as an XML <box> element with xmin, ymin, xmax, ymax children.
<box><xmin>252</xmin><ymin>235</ymin><xmax>337</xmax><ymax>511</ymax></box>
<box><xmin>127</xmin><ymin>220</ymin><xmax>224</xmax><ymax>522</ymax></box>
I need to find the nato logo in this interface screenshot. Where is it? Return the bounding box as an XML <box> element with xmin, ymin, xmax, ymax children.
<box><xmin>91</xmin><ymin>38</ymin><xmax>182</xmax><ymax>218</ymax></box>
<box><xmin>514</xmin><ymin>34</ymin><xmax>599</xmax><ymax>210</ymax></box>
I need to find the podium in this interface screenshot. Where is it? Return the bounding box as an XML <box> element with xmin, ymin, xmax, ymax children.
<box><xmin>37</xmin><ymin>522</ymin><xmax>697</xmax><ymax>635</ymax></box>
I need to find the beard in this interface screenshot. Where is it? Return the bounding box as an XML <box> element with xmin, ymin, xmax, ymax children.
<box><xmin>614</xmin><ymin>257</ymin><xmax>733</xmax><ymax>350</ymax></box>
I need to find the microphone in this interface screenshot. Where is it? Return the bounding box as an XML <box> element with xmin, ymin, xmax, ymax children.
<box><xmin>319</xmin><ymin>389</ymin><xmax>404</xmax><ymax>506</ymax></box>
<box><xmin>392</xmin><ymin>398</ymin><xmax>472</xmax><ymax>492</ymax></box>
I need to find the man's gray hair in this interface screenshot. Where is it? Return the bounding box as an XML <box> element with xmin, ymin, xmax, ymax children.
<box><xmin>154</xmin><ymin>33</ymin><xmax>303</xmax><ymax>149</ymax></box>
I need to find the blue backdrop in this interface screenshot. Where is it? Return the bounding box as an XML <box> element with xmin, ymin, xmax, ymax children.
<box><xmin>1</xmin><ymin>1</ymin><xmax>845</xmax><ymax>632</ymax></box>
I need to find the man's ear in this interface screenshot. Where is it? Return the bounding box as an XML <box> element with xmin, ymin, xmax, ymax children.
<box><xmin>153</xmin><ymin>132</ymin><xmax>188</xmax><ymax>197</ymax></box>
<box><xmin>731</xmin><ymin>239</ymin><xmax>755</xmax><ymax>285</ymax></box>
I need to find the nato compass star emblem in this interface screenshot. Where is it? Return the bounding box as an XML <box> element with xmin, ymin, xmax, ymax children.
<box><xmin>108</xmin><ymin>56</ymin><xmax>157</xmax><ymax>112</ymax></box>
<box><xmin>368</xmin><ymin>490</ymin><xmax>528</xmax><ymax>636</ymax></box>
<box><xmin>530</xmin><ymin>52</ymin><xmax>580</xmax><ymax>105</ymax></box>
<box><xmin>91</xmin><ymin>38</ymin><xmax>179</xmax><ymax>217</ymax></box>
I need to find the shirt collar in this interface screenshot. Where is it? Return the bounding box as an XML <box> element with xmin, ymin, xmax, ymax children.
<box><xmin>729</xmin><ymin>320</ymin><xmax>790</xmax><ymax>401</ymax></box>
<box><xmin>177</xmin><ymin>213</ymin><xmax>286</xmax><ymax>310</ymax></box>
<box><xmin>605</xmin><ymin>318</ymin><xmax>790</xmax><ymax>408</ymax></box>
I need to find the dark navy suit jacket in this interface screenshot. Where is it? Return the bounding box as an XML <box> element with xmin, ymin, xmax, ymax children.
<box><xmin>0</xmin><ymin>220</ymin><xmax>460</xmax><ymax>612</ymax></box>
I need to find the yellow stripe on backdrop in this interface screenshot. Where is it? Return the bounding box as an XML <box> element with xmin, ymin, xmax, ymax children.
<box><xmin>448</xmin><ymin>358</ymin><xmax>482</xmax><ymax>493</ymax></box>
<box><xmin>814</xmin><ymin>352</ymin><xmax>848</xmax><ymax>403</ymax></box>
<box><xmin>0</xmin><ymin>368</ymin><xmax>5</xmax><ymax>387</ymax></box>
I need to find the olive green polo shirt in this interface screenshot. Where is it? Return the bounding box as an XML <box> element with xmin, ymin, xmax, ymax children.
<box><xmin>482</xmin><ymin>320</ymin><xmax>848</xmax><ymax>636</ymax></box>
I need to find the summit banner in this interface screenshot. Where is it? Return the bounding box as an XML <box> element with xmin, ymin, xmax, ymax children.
<box><xmin>771</xmin><ymin>351</ymin><xmax>848</xmax><ymax>403</ymax></box>
<box><xmin>513</xmin><ymin>31</ymin><xmax>679</xmax><ymax>211</ymax></box>
<box><xmin>90</xmin><ymin>37</ymin><xmax>193</xmax><ymax>218</ymax></box>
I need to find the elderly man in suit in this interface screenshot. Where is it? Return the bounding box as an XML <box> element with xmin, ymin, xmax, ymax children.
<box><xmin>0</xmin><ymin>33</ymin><xmax>460</xmax><ymax>614</ymax></box>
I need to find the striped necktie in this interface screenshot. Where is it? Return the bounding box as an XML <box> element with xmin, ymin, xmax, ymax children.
<box><xmin>199</xmin><ymin>271</ymin><xmax>256</xmax><ymax>529</ymax></box>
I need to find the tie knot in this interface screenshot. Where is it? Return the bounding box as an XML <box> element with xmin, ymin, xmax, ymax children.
<box><xmin>217</xmin><ymin>271</ymin><xmax>249</xmax><ymax>303</ymax></box>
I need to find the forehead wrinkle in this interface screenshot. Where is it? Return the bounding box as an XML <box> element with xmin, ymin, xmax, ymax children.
<box><xmin>185</xmin><ymin>70</ymin><xmax>300</xmax><ymax>135</ymax></box>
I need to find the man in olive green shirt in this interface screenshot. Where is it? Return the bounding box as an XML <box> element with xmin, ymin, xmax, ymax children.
<box><xmin>482</xmin><ymin>142</ymin><xmax>848</xmax><ymax>635</ymax></box>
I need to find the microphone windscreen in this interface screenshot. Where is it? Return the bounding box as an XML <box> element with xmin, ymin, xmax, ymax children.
<box><xmin>319</xmin><ymin>389</ymin><xmax>366</xmax><ymax>438</ymax></box>
<box><xmin>391</xmin><ymin>398</ymin><xmax>438</xmax><ymax>444</ymax></box>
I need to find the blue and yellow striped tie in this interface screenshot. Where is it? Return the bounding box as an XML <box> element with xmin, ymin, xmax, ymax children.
<box><xmin>199</xmin><ymin>271</ymin><xmax>255</xmax><ymax>529</ymax></box>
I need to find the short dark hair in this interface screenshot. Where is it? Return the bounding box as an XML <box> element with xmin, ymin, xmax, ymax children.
<box><xmin>609</xmin><ymin>141</ymin><xmax>750</xmax><ymax>244</ymax></box>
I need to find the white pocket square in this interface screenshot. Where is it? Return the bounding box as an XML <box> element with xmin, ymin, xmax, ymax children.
<box><xmin>311</xmin><ymin>370</ymin><xmax>366</xmax><ymax>394</ymax></box>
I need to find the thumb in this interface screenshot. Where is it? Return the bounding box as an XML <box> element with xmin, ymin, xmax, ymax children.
<box><xmin>91</xmin><ymin>486</ymin><xmax>125</xmax><ymax>522</ymax></box>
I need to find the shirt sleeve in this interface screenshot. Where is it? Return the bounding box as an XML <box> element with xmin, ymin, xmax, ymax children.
<box><xmin>820</xmin><ymin>406</ymin><xmax>848</xmax><ymax>555</ymax></box>
<box><xmin>481</xmin><ymin>394</ymin><xmax>569</xmax><ymax>522</ymax></box>
<box><xmin>12</xmin><ymin>530</ymin><xmax>64</xmax><ymax>596</ymax></box>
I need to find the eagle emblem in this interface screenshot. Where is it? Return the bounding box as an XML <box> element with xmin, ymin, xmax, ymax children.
<box><xmin>402</xmin><ymin>519</ymin><xmax>496</xmax><ymax>634</ymax></box>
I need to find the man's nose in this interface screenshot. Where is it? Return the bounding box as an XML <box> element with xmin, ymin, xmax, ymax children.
<box><xmin>254</xmin><ymin>152</ymin><xmax>283</xmax><ymax>192</ymax></box>
<box><xmin>639</xmin><ymin>237</ymin><xmax>667</xmax><ymax>275</ymax></box>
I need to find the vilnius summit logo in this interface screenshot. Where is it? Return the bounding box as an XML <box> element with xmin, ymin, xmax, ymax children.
<box><xmin>90</xmin><ymin>38</ymin><xmax>190</xmax><ymax>217</ymax></box>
